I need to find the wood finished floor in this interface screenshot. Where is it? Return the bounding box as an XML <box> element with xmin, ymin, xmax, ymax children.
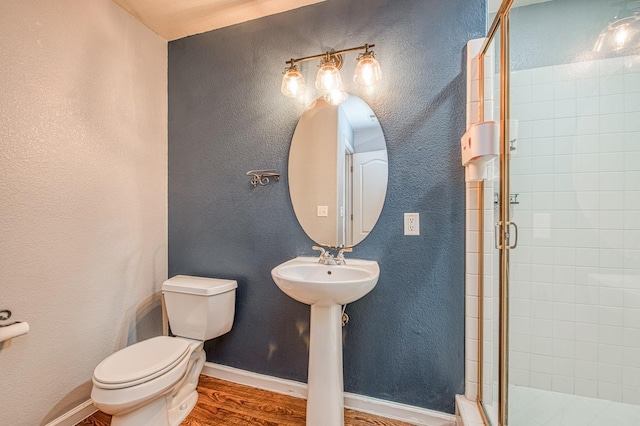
<box><xmin>79</xmin><ymin>375</ymin><xmax>416</xmax><ymax>426</ymax></box>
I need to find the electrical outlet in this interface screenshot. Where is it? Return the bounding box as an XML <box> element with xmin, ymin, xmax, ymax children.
<box><xmin>404</xmin><ymin>213</ymin><xmax>419</xmax><ymax>236</ymax></box>
<box><xmin>317</xmin><ymin>206</ymin><xmax>328</xmax><ymax>217</ymax></box>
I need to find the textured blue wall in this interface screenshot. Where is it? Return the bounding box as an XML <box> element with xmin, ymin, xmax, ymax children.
<box><xmin>168</xmin><ymin>0</ymin><xmax>485</xmax><ymax>413</ymax></box>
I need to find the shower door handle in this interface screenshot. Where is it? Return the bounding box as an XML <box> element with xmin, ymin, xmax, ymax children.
<box><xmin>494</xmin><ymin>221</ymin><xmax>518</xmax><ymax>249</ymax></box>
<box><xmin>507</xmin><ymin>221</ymin><xmax>518</xmax><ymax>249</ymax></box>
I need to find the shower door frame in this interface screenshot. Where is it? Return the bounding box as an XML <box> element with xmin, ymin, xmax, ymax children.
<box><xmin>476</xmin><ymin>0</ymin><xmax>515</xmax><ymax>425</ymax></box>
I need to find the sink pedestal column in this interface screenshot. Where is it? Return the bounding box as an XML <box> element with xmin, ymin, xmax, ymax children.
<box><xmin>306</xmin><ymin>304</ymin><xmax>344</xmax><ymax>426</ymax></box>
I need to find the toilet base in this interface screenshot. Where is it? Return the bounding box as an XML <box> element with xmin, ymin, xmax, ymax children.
<box><xmin>111</xmin><ymin>396</ymin><xmax>171</xmax><ymax>426</ymax></box>
<box><xmin>102</xmin><ymin>346</ymin><xmax>205</xmax><ymax>426</ymax></box>
<box><xmin>110</xmin><ymin>386</ymin><xmax>199</xmax><ymax>426</ymax></box>
<box><xmin>168</xmin><ymin>389</ymin><xmax>198</xmax><ymax>425</ymax></box>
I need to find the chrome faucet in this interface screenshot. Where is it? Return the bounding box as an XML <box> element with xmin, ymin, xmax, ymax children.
<box><xmin>312</xmin><ymin>245</ymin><xmax>334</xmax><ymax>264</ymax></box>
<box><xmin>312</xmin><ymin>245</ymin><xmax>353</xmax><ymax>265</ymax></box>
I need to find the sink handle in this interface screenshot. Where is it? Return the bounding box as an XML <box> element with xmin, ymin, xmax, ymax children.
<box><xmin>312</xmin><ymin>245</ymin><xmax>327</xmax><ymax>255</ymax></box>
<box><xmin>312</xmin><ymin>245</ymin><xmax>335</xmax><ymax>264</ymax></box>
<box><xmin>336</xmin><ymin>247</ymin><xmax>353</xmax><ymax>265</ymax></box>
<box><xmin>337</xmin><ymin>247</ymin><xmax>352</xmax><ymax>255</ymax></box>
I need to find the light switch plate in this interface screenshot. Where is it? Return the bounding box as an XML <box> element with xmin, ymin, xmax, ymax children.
<box><xmin>404</xmin><ymin>213</ymin><xmax>420</xmax><ymax>235</ymax></box>
<box><xmin>317</xmin><ymin>206</ymin><xmax>328</xmax><ymax>217</ymax></box>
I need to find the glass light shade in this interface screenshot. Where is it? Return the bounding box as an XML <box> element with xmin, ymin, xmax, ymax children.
<box><xmin>324</xmin><ymin>89</ymin><xmax>348</xmax><ymax>105</ymax></box>
<box><xmin>315</xmin><ymin>60</ymin><xmax>343</xmax><ymax>93</ymax></box>
<box><xmin>594</xmin><ymin>13</ymin><xmax>640</xmax><ymax>53</ymax></box>
<box><xmin>354</xmin><ymin>53</ymin><xmax>382</xmax><ymax>87</ymax></box>
<box><xmin>281</xmin><ymin>65</ymin><xmax>306</xmax><ymax>98</ymax></box>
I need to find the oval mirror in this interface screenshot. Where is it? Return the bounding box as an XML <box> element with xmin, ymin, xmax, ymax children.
<box><xmin>288</xmin><ymin>94</ymin><xmax>388</xmax><ymax>247</ymax></box>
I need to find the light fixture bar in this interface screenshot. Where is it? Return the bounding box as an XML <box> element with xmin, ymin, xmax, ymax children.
<box><xmin>281</xmin><ymin>43</ymin><xmax>381</xmax><ymax>104</ymax></box>
<box><xmin>285</xmin><ymin>44</ymin><xmax>375</xmax><ymax>66</ymax></box>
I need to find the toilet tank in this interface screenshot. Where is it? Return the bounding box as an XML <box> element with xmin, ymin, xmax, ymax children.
<box><xmin>162</xmin><ymin>275</ymin><xmax>237</xmax><ymax>341</ymax></box>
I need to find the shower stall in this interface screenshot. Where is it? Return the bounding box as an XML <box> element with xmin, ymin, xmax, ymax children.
<box><xmin>462</xmin><ymin>0</ymin><xmax>640</xmax><ymax>424</ymax></box>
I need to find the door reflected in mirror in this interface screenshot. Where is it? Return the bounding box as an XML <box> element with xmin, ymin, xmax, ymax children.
<box><xmin>288</xmin><ymin>94</ymin><xmax>388</xmax><ymax>247</ymax></box>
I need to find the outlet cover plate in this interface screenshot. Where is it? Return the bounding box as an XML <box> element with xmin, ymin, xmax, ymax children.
<box><xmin>404</xmin><ymin>213</ymin><xmax>420</xmax><ymax>236</ymax></box>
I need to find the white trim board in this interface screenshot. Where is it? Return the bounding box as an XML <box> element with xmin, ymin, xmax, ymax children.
<box><xmin>455</xmin><ymin>395</ymin><xmax>485</xmax><ymax>426</ymax></box>
<box><xmin>202</xmin><ymin>362</ymin><xmax>456</xmax><ymax>426</ymax></box>
<box><xmin>44</xmin><ymin>400</ymin><xmax>96</xmax><ymax>426</ymax></box>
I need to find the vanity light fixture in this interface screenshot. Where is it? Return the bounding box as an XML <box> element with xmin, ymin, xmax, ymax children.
<box><xmin>281</xmin><ymin>63</ymin><xmax>306</xmax><ymax>98</ymax></box>
<box><xmin>594</xmin><ymin>0</ymin><xmax>640</xmax><ymax>53</ymax></box>
<box><xmin>353</xmin><ymin>45</ymin><xmax>383</xmax><ymax>88</ymax></box>
<box><xmin>281</xmin><ymin>43</ymin><xmax>381</xmax><ymax>105</ymax></box>
<box><xmin>315</xmin><ymin>54</ymin><xmax>344</xmax><ymax>93</ymax></box>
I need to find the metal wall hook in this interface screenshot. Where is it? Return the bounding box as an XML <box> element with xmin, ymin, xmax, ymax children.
<box><xmin>246</xmin><ymin>169</ymin><xmax>280</xmax><ymax>187</ymax></box>
<box><xmin>0</xmin><ymin>309</ymin><xmax>11</xmax><ymax>321</ymax></box>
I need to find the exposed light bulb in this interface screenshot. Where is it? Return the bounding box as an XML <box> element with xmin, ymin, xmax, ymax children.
<box><xmin>615</xmin><ymin>24</ymin><xmax>630</xmax><ymax>48</ymax></box>
<box><xmin>281</xmin><ymin>64</ymin><xmax>306</xmax><ymax>98</ymax></box>
<box><xmin>315</xmin><ymin>58</ymin><xmax>343</xmax><ymax>93</ymax></box>
<box><xmin>324</xmin><ymin>89</ymin><xmax>348</xmax><ymax>105</ymax></box>
<box><xmin>354</xmin><ymin>52</ymin><xmax>382</xmax><ymax>88</ymax></box>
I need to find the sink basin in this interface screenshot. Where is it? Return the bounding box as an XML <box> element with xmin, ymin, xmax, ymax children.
<box><xmin>271</xmin><ymin>256</ymin><xmax>379</xmax><ymax>306</ymax></box>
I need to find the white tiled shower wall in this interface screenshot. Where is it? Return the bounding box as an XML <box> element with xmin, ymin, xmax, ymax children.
<box><xmin>507</xmin><ymin>56</ymin><xmax>640</xmax><ymax>405</ymax></box>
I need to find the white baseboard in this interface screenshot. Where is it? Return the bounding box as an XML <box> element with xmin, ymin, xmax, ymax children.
<box><xmin>203</xmin><ymin>361</ymin><xmax>308</xmax><ymax>399</ymax></box>
<box><xmin>202</xmin><ymin>362</ymin><xmax>456</xmax><ymax>426</ymax></box>
<box><xmin>44</xmin><ymin>399</ymin><xmax>97</xmax><ymax>426</ymax></box>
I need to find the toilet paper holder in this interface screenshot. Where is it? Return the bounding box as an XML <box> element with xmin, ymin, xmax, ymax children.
<box><xmin>0</xmin><ymin>309</ymin><xmax>11</xmax><ymax>320</ymax></box>
<box><xmin>0</xmin><ymin>309</ymin><xmax>30</xmax><ymax>343</ymax></box>
<box><xmin>0</xmin><ymin>309</ymin><xmax>18</xmax><ymax>326</ymax></box>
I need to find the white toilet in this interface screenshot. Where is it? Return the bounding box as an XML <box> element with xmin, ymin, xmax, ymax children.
<box><xmin>91</xmin><ymin>275</ymin><xmax>237</xmax><ymax>426</ymax></box>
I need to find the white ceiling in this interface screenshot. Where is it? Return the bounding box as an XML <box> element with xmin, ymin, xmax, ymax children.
<box><xmin>112</xmin><ymin>0</ymin><xmax>557</xmax><ymax>42</ymax></box>
<box><xmin>111</xmin><ymin>0</ymin><xmax>327</xmax><ymax>41</ymax></box>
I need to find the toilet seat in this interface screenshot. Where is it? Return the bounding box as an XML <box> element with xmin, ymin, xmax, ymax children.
<box><xmin>93</xmin><ymin>336</ymin><xmax>191</xmax><ymax>390</ymax></box>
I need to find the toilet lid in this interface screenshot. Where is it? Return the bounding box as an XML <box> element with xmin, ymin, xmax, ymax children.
<box><xmin>93</xmin><ymin>336</ymin><xmax>191</xmax><ymax>387</ymax></box>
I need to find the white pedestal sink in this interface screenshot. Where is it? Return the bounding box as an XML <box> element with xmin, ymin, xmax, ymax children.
<box><xmin>271</xmin><ymin>256</ymin><xmax>379</xmax><ymax>426</ymax></box>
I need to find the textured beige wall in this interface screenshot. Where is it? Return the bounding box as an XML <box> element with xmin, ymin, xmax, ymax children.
<box><xmin>0</xmin><ymin>1</ymin><xmax>167</xmax><ymax>424</ymax></box>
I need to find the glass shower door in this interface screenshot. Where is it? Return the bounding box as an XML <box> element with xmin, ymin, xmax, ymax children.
<box><xmin>478</xmin><ymin>21</ymin><xmax>504</xmax><ymax>426</ymax></box>
<box><xmin>506</xmin><ymin>0</ymin><xmax>640</xmax><ymax>424</ymax></box>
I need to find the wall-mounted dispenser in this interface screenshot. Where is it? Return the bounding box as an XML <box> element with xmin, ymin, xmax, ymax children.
<box><xmin>461</xmin><ymin>121</ymin><xmax>500</xmax><ymax>182</ymax></box>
